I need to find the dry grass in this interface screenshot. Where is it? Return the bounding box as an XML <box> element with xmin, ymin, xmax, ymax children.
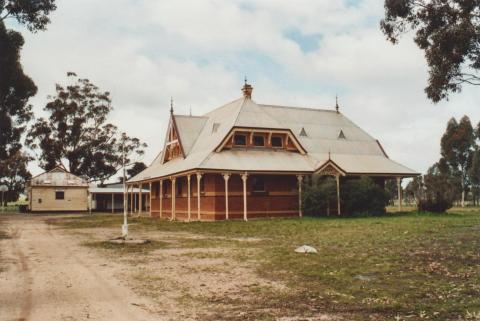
<box><xmin>51</xmin><ymin>211</ymin><xmax>480</xmax><ymax>321</ymax></box>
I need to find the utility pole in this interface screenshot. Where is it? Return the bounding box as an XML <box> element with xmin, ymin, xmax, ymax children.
<box><xmin>121</xmin><ymin>135</ymin><xmax>128</xmax><ymax>238</ymax></box>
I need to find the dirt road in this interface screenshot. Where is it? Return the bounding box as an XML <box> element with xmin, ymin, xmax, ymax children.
<box><xmin>0</xmin><ymin>215</ymin><xmax>160</xmax><ymax>321</ymax></box>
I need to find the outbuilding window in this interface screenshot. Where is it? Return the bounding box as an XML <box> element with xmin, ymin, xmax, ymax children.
<box><xmin>234</xmin><ymin>134</ymin><xmax>247</xmax><ymax>146</ymax></box>
<box><xmin>271</xmin><ymin>136</ymin><xmax>283</xmax><ymax>148</ymax></box>
<box><xmin>55</xmin><ymin>191</ymin><xmax>65</xmax><ymax>200</ymax></box>
<box><xmin>253</xmin><ymin>135</ymin><xmax>265</xmax><ymax>147</ymax></box>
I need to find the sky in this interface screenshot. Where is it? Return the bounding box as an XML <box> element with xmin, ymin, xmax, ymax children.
<box><xmin>7</xmin><ymin>0</ymin><xmax>480</xmax><ymax>180</ymax></box>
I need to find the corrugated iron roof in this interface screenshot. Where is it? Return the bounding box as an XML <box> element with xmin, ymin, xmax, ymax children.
<box><xmin>128</xmin><ymin>96</ymin><xmax>418</xmax><ymax>182</ymax></box>
<box><xmin>30</xmin><ymin>167</ymin><xmax>88</xmax><ymax>187</ymax></box>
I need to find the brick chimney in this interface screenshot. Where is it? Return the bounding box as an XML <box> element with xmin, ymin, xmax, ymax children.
<box><xmin>242</xmin><ymin>82</ymin><xmax>253</xmax><ymax>99</ymax></box>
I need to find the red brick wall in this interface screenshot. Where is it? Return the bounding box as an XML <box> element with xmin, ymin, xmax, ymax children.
<box><xmin>149</xmin><ymin>173</ymin><xmax>299</xmax><ymax>221</ymax></box>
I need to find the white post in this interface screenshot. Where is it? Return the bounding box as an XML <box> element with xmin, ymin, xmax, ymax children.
<box><xmin>397</xmin><ymin>177</ymin><xmax>403</xmax><ymax>212</ymax></box>
<box><xmin>241</xmin><ymin>172</ymin><xmax>248</xmax><ymax>221</ymax></box>
<box><xmin>139</xmin><ymin>183</ymin><xmax>143</xmax><ymax>216</ymax></box>
<box><xmin>336</xmin><ymin>174</ymin><xmax>341</xmax><ymax>216</ymax></box>
<box><xmin>130</xmin><ymin>185</ymin><xmax>133</xmax><ymax>215</ymax></box>
<box><xmin>171</xmin><ymin>177</ymin><xmax>176</xmax><ymax>220</ymax></box>
<box><xmin>196</xmin><ymin>173</ymin><xmax>202</xmax><ymax>220</ymax></box>
<box><xmin>88</xmin><ymin>193</ymin><xmax>92</xmax><ymax>215</ymax></box>
<box><xmin>159</xmin><ymin>180</ymin><xmax>163</xmax><ymax>218</ymax></box>
<box><xmin>223</xmin><ymin>173</ymin><xmax>230</xmax><ymax>220</ymax></box>
<box><xmin>297</xmin><ymin>175</ymin><xmax>303</xmax><ymax>217</ymax></box>
<box><xmin>149</xmin><ymin>182</ymin><xmax>152</xmax><ymax>217</ymax></box>
<box><xmin>121</xmin><ymin>137</ymin><xmax>128</xmax><ymax>238</ymax></box>
<box><xmin>134</xmin><ymin>185</ymin><xmax>137</xmax><ymax>214</ymax></box>
<box><xmin>187</xmin><ymin>174</ymin><xmax>191</xmax><ymax>222</ymax></box>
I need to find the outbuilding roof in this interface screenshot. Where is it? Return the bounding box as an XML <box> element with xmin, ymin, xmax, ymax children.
<box><xmin>30</xmin><ymin>166</ymin><xmax>88</xmax><ymax>187</ymax></box>
<box><xmin>129</xmin><ymin>88</ymin><xmax>418</xmax><ymax>183</ymax></box>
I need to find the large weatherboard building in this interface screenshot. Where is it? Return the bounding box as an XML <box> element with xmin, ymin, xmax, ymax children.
<box><xmin>128</xmin><ymin>83</ymin><xmax>418</xmax><ymax>220</ymax></box>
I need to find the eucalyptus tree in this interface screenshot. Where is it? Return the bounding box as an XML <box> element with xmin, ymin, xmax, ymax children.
<box><xmin>27</xmin><ymin>73</ymin><xmax>147</xmax><ymax>184</ymax></box>
<box><xmin>440</xmin><ymin>116</ymin><xmax>475</xmax><ymax>206</ymax></box>
<box><xmin>381</xmin><ymin>0</ymin><xmax>480</xmax><ymax>102</ymax></box>
<box><xmin>0</xmin><ymin>0</ymin><xmax>57</xmax><ymax>201</ymax></box>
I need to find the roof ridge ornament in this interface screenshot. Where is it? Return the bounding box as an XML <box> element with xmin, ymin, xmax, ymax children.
<box><xmin>170</xmin><ymin>97</ymin><xmax>174</xmax><ymax>114</ymax></box>
<box><xmin>242</xmin><ymin>77</ymin><xmax>253</xmax><ymax>99</ymax></box>
<box><xmin>335</xmin><ymin>95</ymin><xmax>339</xmax><ymax>113</ymax></box>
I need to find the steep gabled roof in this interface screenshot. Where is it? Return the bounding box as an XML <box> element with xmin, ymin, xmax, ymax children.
<box><xmin>129</xmin><ymin>92</ymin><xmax>418</xmax><ymax>182</ymax></box>
<box><xmin>30</xmin><ymin>166</ymin><xmax>88</xmax><ymax>187</ymax></box>
<box><xmin>174</xmin><ymin>115</ymin><xmax>208</xmax><ymax>155</ymax></box>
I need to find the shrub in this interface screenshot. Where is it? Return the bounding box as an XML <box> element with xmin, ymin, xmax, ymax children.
<box><xmin>341</xmin><ymin>177</ymin><xmax>390</xmax><ymax>216</ymax></box>
<box><xmin>417</xmin><ymin>162</ymin><xmax>456</xmax><ymax>213</ymax></box>
<box><xmin>302</xmin><ymin>176</ymin><xmax>389</xmax><ymax>216</ymax></box>
<box><xmin>418</xmin><ymin>198</ymin><xmax>452</xmax><ymax>213</ymax></box>
<box><xmin>303</xmin><ymin>176</ymin><xmax>337</xmax><ymax>216</ymax></box>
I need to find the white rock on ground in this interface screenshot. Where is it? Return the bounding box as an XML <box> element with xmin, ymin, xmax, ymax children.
<box><xmin>294</xmin><ymin>245</ymin><xmax>318</xmax><ymax>254</ymax></box>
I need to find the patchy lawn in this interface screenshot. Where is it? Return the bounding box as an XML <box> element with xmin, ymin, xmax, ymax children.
<box><xmin>50</xmin><ymin>212</ymin><xmax>480</xmax><ymax>321</ymax></box>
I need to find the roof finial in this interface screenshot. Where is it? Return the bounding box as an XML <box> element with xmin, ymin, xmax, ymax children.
<box><xmin>189</xmin><ymin>107</ymin><xmax>192</xmax><ymax>117</ymax></box>
<box><xmin>242</xmin><ymin>77</ymin><xmax>253</xmax><ymax>99</ymax></box>
<box><xmin>335</xmin><ymin>94</ymin><xmax>339</xmax><ymax>113</ymax></box>
<box><xmin>328</xmin><ymin>149</ymin><xmax>331</xmax><ymax>160</ymax></box>
<box><xmin>170</xmin><ymin>97</ymin><xmax>174</xmax><ymax>114</ymax></box>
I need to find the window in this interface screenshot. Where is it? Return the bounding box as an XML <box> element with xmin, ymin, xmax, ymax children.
<box><xmin>55</xmin><ymin>191</ymin><xmax>65</xmax><ymax>200</ymax></box>
<box><xmin>252</xmin><ymin>177</ymin><xmax>265</xmax><ymax>192</ymax></box>
<box><xmin>271</xmin><ymin>136</ymin><xmax>283</xmax><ymax>148</ymax></box>
<box><xmin>38</xmin><ymin>198</ymin><xmax>42</xmax><ymax>204</ymax></box>
<box><xmin>253</xmin><ymin>135</ymin><xmax>265</xmax><ymax>147</ymax></box>
<box><xmin>200</xmin><ymin>178</ymin><xmax>205</xmax><ymax>193</ymax></box>
<box><xmin>234</xmin><ymin>134</ymin><xmax>247</xmax><ymax>146</ymax></box>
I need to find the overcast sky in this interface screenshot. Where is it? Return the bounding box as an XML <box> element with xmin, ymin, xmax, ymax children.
<box><xmin>9</xmin><ymin>0</ymin><xmax>480</xmax><ymax>179</ymax></box>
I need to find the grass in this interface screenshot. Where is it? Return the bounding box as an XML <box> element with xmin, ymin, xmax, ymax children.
<box><xmin>50</xmin><ymin>211</ymin><xmax>480</xmax><ymax>321</ymax></box>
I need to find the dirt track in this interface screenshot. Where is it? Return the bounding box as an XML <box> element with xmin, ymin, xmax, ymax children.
<box><xmin>0</xmin><ymin>215</ymin><xmax>159</xmax><ymax>321</ymax></box>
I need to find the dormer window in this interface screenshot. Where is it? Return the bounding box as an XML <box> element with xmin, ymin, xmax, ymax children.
<box><xmin>234</xmin><ymin>134</ymin><xmax>247</xmax><ymax>146</ymax></box>
<box><xmin>253</xmin><ymin>135</ymin><xmax>265</xmax><ymax>147</ymax></box>
<box><xmin>271</xmin><ymin>136</ymin><xmax>283</xmax><ymax>148</ymax></box>
<box><xmin>338</xmin><ymin>130</ymin><xmax>346</xmax><ymax>139</ymax></box>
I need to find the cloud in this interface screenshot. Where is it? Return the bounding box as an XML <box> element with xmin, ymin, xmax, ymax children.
<box><xmin>8</xmin><ymin>0</ymin><xmax>480</xmax><ymax>179</ymax></box>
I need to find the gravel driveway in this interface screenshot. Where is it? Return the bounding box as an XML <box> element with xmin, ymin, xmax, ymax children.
<box><xmin>0</xmin><ymin>215</ymin><xmax>159</xmax><ymax>321</ymax></box>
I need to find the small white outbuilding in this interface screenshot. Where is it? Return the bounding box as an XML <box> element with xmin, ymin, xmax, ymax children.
<box><xmin>27</xmin><ymin>165</ymin><xmax>89</xmax><ymax>212</ymax></box>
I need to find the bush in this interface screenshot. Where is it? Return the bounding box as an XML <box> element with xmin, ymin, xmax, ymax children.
<box><xmin>418</xmin><ymin>198</ymin><xmax>452</xmax><ymax>213</ymax></box>
<box><xmin>341</xmin><ymin>177</ymin><xmax>390</xmax><ymax>216</ymax></box>
<box><xmin>302</xmin><ymin>176</ymin><xmax>389</xmax><ymax>216</ymax></box>
<box><xmin>417</xmin><ymin>163</ymin><xmax>456</xmax><ymax>213</ymax></box>
<box><xmin>303</xmin><ymin>176</ymin><xmax>337</xmax><ymax>216</ymax></box>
